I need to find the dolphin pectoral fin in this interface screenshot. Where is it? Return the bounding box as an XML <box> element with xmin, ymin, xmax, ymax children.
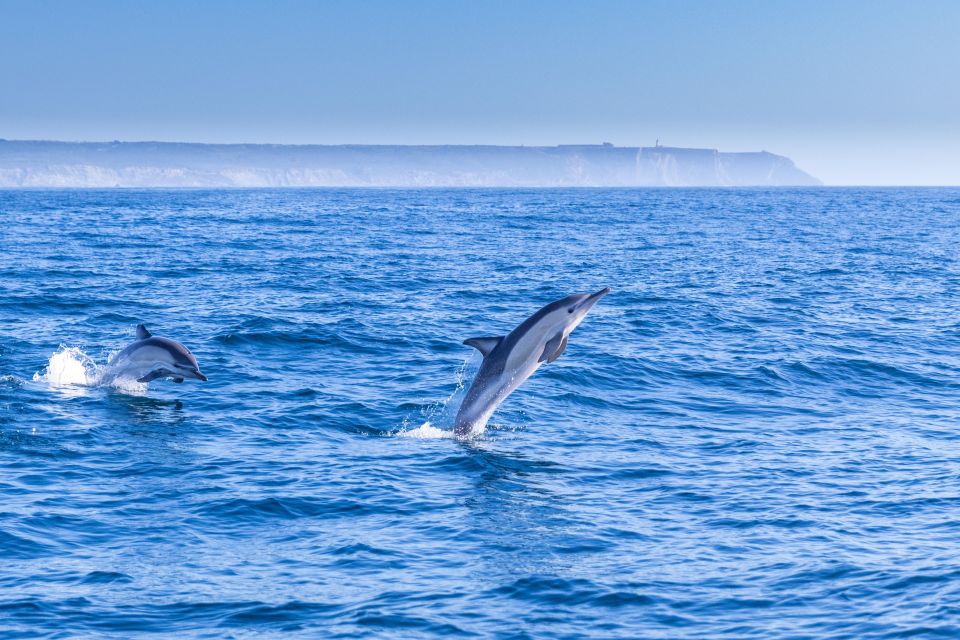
<box><xmin>463</xmin><ymin>336</ymin><xmax>503</xmax><ymax>358</ymax></box>
<box><xmin>136</xmin><ymin>324</ymin><xmax>152</xmax><ymax>340</ymax></box>
<box><xmin>172</xmin><ymin>377</ymin><xmax>184</xmax><ymax>384</ymax></box>
<box><xmin>548</xmin><ymin>336</ymin><xmax>568</xmax><ymax>363</ymax></box>
<box><xmin>136</xmin><ymin>368</ymin><xmax>172</xmax><ymax>383</ymax></box>
<box><xmin>540</xmin><ymin>332</ymin><xmax>568</xmax><ymax>364</ymax></box>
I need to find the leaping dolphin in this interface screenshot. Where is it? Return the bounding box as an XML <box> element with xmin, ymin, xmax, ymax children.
<box><xmin>454</xmin><ymin>288</ymin><xmax>610</xmax><ymax>437</ymax></box>
<box><xmin>104</xmin><ymin>324</ymin><xmax>208</xmax><ymax>384</ymax></box>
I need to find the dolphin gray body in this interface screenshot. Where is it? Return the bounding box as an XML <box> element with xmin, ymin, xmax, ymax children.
<box><xmin>454</xmin><ymin>288</ymin><xmax>610</xmax><ymax>437</ymax></box>
<box><xmin>104</xmin><ymin>324</ymin><xmax>207</xmax><ymax>384</ymax></box>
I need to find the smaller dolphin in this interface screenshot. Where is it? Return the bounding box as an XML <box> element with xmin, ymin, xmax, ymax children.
<box><xmin>454</xmin><ymin>288</ymin><xmax>610</xmax><ymax>437</ymax></box>
<box><xmin>104</xmin><ymin>324</ymin><xmax>207</xmax><ymax>384</ymax></box>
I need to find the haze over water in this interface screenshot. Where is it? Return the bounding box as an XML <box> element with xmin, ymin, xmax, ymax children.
<box><xmin>2</xmin><ymin>187</ymin><xmax>960</xmax><ymax>637</ymax></box>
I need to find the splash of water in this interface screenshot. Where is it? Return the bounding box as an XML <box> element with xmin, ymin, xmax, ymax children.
<box><xmin>32</xmin><ymin>345</ymin><xmax>146</xmax><ymax>394</ymax></box>
<box><xmin>33</xmin><ymin>346</ymin><xmax>98</xmax><ymax>386</ymax></box>
<box><xmin>395</xmin><ymin>421</ymin><xmax>455</xmax><ymax>439</ymax></box>
<box><xmin>394</xmin><ymin>357</ymin><xmax>478</xmax><ymax>439</ymax></box>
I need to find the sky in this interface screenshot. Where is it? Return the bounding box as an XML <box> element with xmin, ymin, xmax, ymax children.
<box><xmin>1</xmin><ymin>0</ymin><xmax>957</xmax><ymax>185</ymax></box>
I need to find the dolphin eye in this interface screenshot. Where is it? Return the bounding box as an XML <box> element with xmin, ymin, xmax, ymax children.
<box><xmin>567</xmin><ymin>308</ymin><xmax>574</xmax><ymax>314</ymax></box>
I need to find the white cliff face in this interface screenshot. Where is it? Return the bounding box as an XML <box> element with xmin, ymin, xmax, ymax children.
<box><xmin>0</xmin><ymin>165</ymin><xmax>196</xmax><ymax>188</ymax></box>
<box><xmin>635</xmin><ymin>147</ymin><xmax>821</xmax><ymax>187</ymax></box>
<box><xmin>0</xmin><ymin>141</ymin><xmax>821</xmax><ymax>187</ymax></box>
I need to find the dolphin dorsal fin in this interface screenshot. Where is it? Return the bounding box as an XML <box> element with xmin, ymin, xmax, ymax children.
<box><xmin>540</xmin><ymin>332</ymin><xmax>568</xmax><ymax>364</ymax></box>
<box><xmin>136</xmin><ymin>324</ymin><xmax>152</xmax><ymax>340</ymax></box>
<box><xmin>463</xmin><ymin>336</ymin><xmax>503</xmax><ymax>358</ymax></box>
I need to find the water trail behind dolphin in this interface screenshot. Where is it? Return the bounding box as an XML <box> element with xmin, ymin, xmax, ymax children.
<box><xmin>395</xmin><ymin>356</ymin><xmax>475</xmax><ymax>439</ymax></box>
<box><xmin>33</xmin><ymin>345</ymin><xmax>147</xmax><ymax>394</ymax></box>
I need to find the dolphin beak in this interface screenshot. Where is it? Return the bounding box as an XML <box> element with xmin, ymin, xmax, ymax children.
<box><xmin>590</xmin><ymin>287</ymin><xmax>611</xmax><ymax>300</ymax></box>
<box><xmin>577</xmin><ymin>287</ymin><xmax>610</xmax><ymax>313</ymax></box>
<box><xmin>584</xmin><ymin>287</ymin><xmax>611</xmax><ymax>305</ymax></box>
<box><xmin>194</xmin><ymin>370</ymin><xmax>208</xmax><ymax>382</ymax></box>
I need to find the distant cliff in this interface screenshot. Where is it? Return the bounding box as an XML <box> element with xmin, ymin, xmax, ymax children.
<box><xmin>0</xmin><ymin>140</ymin><xmax>820</xmax><ymax>187</ymax></box>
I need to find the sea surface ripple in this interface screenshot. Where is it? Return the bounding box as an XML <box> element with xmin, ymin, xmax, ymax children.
<box><xmin>2</xmin><ymin>187</ymin><xmax>960</xmax><ymax>638</ymax></box>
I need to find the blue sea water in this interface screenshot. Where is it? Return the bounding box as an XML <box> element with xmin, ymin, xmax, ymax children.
<box><xmin>2</xmin><ymin>187</ymin><xmax>960</xmax><ymax>638</ymax></box>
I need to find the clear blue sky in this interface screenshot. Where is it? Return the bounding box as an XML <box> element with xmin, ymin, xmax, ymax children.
<box><xmin>1</xmin><ymin>0</ymin><xmax>957</xmax><ymax>184</ymax></box>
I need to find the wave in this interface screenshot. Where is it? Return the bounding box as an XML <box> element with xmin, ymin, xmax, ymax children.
<box><xmin>0</xmin><ymin>530</ymin><xmax>56</xmax><ymax>560</ymax></box>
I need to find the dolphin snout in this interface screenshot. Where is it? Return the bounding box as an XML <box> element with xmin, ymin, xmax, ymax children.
<box><xmin>581</xmin><ymin>287</ymin><xmax>610</xmax><ymax>307</ymax></box>
<box><xmin>177</xmin><ymin>363</ymin><xmax>208</xmax><ymax>381</ymax></box>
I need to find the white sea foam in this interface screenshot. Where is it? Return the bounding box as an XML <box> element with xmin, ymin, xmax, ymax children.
<box><xmin>32</xmin><ymin>345</ymin><xmax>146</xmax><ymax>394</ymax></box>
<box><xmin>395</xmin><ymin>421</ymin><xmax>455</xmax><ymax>439</ymax></box>
<box><xmin>393</xmin><ymin>356</ymin><xmax>483</xmax><ymax>439</ymax></box>
<box><xmin>33</xmin><ymin>346</ymin><xmax>99</xmax><ymax>386</ymax></box>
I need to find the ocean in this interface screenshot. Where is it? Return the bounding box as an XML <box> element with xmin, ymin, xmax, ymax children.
<box><xmin>2</xmin><ymin>187</ymin><xmax>960</xmax><ymax>638</ymax></box>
